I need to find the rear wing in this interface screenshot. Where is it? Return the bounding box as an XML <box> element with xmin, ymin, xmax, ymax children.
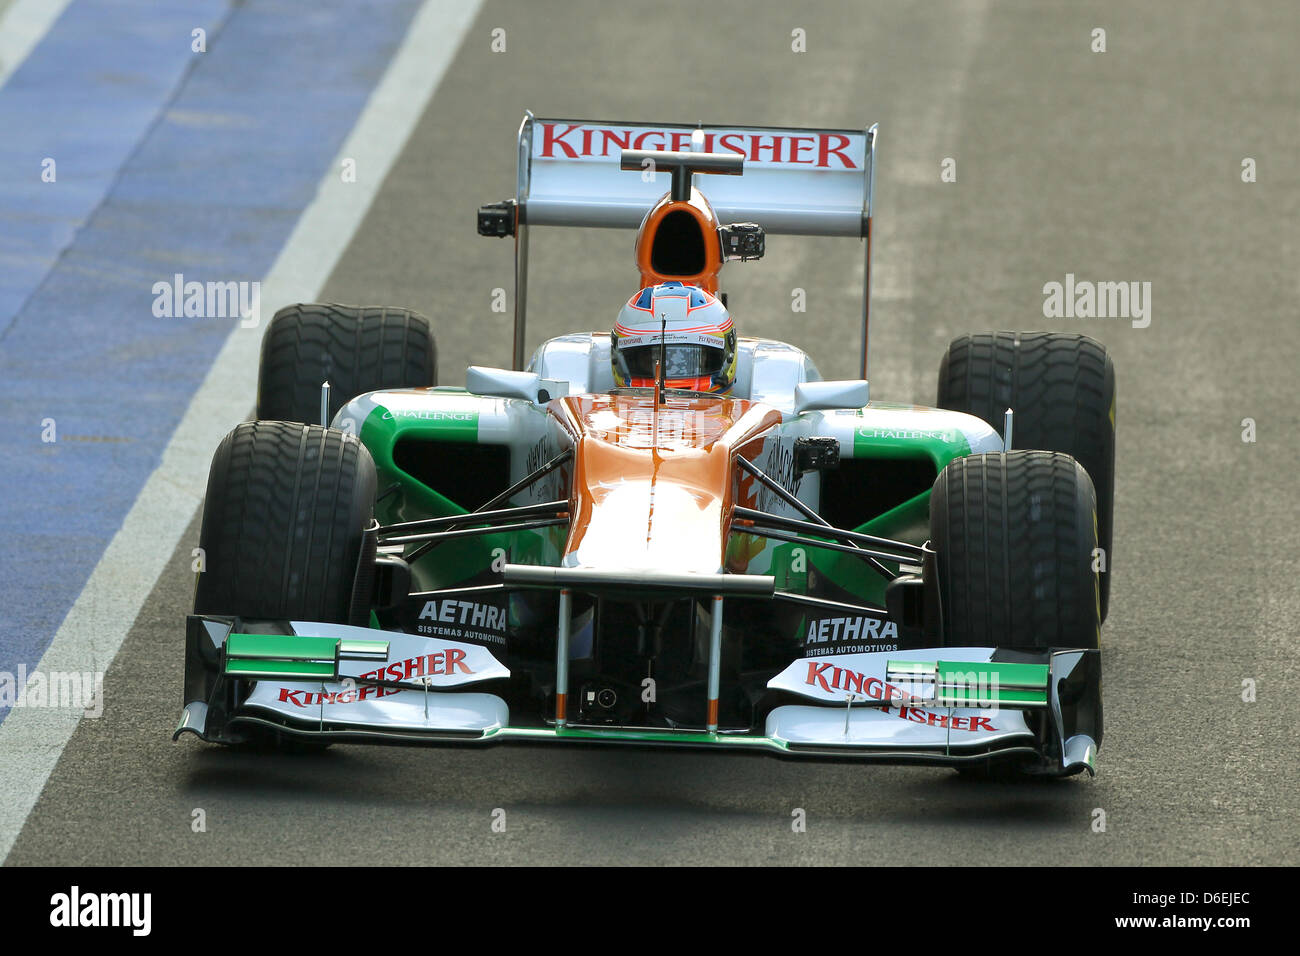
<box><xmin>478</xmin><ymin>112</ymin><xmax>878</xmax><ymax>375</ymax></box>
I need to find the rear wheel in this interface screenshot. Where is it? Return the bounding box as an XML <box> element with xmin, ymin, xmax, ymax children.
<box><xmin>194</xmin><ymin>421</ymin><xmax>377</xmax><ymax>752</ymax></box>
<box><xmin>937</xmin><ymin>332</ymin><xmax>1115</xmax><ymax>620</ymax></box>
<box><xmin>256</xmin><ymin>303</ymin><xmax>437</xmax><ymax>425</ymax></box>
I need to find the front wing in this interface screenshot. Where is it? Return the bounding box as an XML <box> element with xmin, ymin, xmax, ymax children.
<box><xmin>176</xmin><ymin>616</ymin><xmax>1101</xmax><ymax>776</ymax></box>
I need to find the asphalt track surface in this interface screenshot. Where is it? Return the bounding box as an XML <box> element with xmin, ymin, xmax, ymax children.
<box><xmin>6</xmin><ymin>0</ymin><xmax>1300</xmax><ymax>865</ymax></box>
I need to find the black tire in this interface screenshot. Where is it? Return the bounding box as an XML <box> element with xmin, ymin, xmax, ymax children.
<box><xmin>194</xmin><ymin>421</ymin><xmax>376</xmax><ymax>624</ymax></box>
<box><xmin>256</xmin><ymin>303</ymin><xmax>437</xmax><ymax>424</ymax></box>
<box><xmin>936</xmin><ymin>332</ymin><xmax>1115</xmax><ymax>620</ymax></box>
<box><xmin>930</xmin><ymin>451</ymin><xmax>1099</xmax><ymax>652</ymax></box>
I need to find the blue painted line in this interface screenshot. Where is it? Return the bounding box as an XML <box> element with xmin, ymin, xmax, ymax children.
<box><xmin>0</xmin><ymin>0</ymin><xmax>426</xmax><ymax>718</ymax></box>
<box><xmin>0</xmin><ymin>0</ymin><xmax>232</xmax><ymax>326</ymax></box>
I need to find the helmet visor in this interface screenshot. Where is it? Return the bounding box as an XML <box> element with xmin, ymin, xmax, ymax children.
<box><xmin>619</xmin><ymin>343</ymin><xmax>725</xmax><ymax>382</ymax></box>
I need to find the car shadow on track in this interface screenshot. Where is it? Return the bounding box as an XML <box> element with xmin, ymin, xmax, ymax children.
<box><xmin>177</xmin><ymin>738</ymin><xmax>1094</xmax><ymax>830</ymax></box>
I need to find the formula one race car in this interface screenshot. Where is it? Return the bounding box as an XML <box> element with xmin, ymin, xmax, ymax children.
<box><xmin>176</xmin><ymin>113</ymin><xmax>1114</xmax><ymax>776</ymax></box>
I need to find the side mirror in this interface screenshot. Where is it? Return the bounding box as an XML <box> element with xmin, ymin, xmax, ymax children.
<box><xmin>793</xmin><ymin>379</ymin><xmax>870</xmax><ymax>415</ymax></box>
<box><xmin>467</xmin><ymin>366</ymin><xmax>568</xmax><ymax>404</ymax></box>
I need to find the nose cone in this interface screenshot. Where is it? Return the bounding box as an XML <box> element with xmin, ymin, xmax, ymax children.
<box><xmin>554</xmin><ymin>392</ymin><xmax>782</xmax><ymax>574</ymax></box>
<box><xmin>569</xmin><ymin>462</ymin><xmax>727</xmax><ymax>573</ymax></box>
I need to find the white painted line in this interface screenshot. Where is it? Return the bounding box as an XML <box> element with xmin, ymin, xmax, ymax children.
<box><xmin>0</xmin><ymin>0</ymin><xmax>484</xmax><ymax>863</ymax></box>
<box><xmin>0</xmin><ymin>0</ymin><xmax>75</xmax><ymax>91</ymax></box>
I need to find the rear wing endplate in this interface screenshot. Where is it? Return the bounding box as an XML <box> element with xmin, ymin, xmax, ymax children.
<box><xmin>479</xmin><ymin>112</ymin><xmax>878</xmax><ymax>377</ymax></box>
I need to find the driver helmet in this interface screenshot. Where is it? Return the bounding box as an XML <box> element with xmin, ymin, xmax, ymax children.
<box><xmin>611</xmin><ymin>281</ymin><xmax>737</xmax><ymax>393</ymax></box>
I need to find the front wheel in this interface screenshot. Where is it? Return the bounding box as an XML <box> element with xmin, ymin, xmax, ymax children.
<box><xmin>193</xmin><ymin>421</ymin><xmax>378</xmax><ymax>752</ymax></box>
<box><xmin>194</xmin><ymin>420</ymin><xmax>376</xmax><ymax>623</ymax></box>
<box><xmin>929</xmin><ymin>450</ymin><xmax>1100</xmax><ymax>652</ymax></box>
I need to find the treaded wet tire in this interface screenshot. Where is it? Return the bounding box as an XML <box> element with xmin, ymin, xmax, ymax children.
<box><xmin>930</xmin><ymin>451</ymin><xmax>1099</xmax><ymax>652</ymax></box>
<box><xmin>937</xmin><ymin>332</ymin><xmax>1115</xmax><ymax>620</ymax></box>
<box><xmin>193</xmin><ymin>421</ymin><xmax>376</xmax><ymax>624</ymax></box>
<box><xmin>256</xmin><ymin>303</ymin><xmax>436</xmax><ymax>424</ymax></box>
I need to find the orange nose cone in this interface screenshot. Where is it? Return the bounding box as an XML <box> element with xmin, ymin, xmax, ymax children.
<box><xmin>554</xmin><ymin>392</ymin><xmax>781</xmax><ymax>573</ymax></box>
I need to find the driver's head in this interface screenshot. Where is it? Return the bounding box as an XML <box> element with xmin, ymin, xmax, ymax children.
<box><xmin>611</xmin><ymin>282</ymin><xmax>737</xmax><ymax>393</ymax></box>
